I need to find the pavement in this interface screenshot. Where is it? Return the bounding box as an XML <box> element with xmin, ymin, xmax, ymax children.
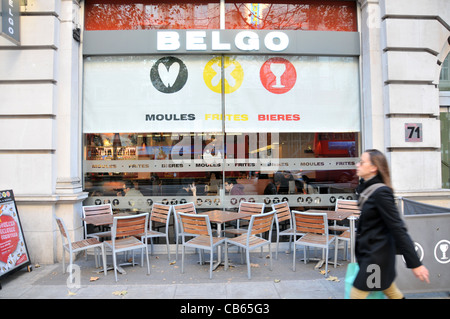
<box><xmin>0</xmin><ymin>246</ymin><xmax>449</xmax><ymax>302</ymax></box>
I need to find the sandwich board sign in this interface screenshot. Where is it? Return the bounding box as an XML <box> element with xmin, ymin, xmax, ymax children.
<box><xmin>0</xmin><ymin>190</ymin><xmax>31</xmax><ymax>286</ymax></box>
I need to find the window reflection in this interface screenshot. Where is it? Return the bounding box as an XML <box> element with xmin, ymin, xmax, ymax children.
<box><xmin>84</xmin><ymin>1</ymin><xmax>357</xmax><ymax>31</ymax></box>
<box><xmin>225</xmin><ymin>2</ymin><xmax>357</xmax><ymax>31</ymax></box>
<box><xmin>85</xmin><ymin>0</ymin><xmax>220</xmax><ymax>30</ymax></box>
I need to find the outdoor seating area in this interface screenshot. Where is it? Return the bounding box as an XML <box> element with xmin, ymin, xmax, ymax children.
<box><xmin>55</xmin><ymin>201</ymin><xmax>360</xmax><ymax>282</ymax></box>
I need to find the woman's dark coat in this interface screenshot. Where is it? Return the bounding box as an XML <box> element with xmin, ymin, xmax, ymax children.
<box><xmin>354</xmin><ymin>175</ymin><xmax>422</xmax><ymax>291</ymax></box>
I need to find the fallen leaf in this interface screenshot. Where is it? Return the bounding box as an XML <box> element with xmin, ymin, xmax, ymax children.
<box><xmin>250</xmin><ymin>263</ymin><xmax>260</xmax><ymax>268</ymax></box>
<box><xmin>326</xmin><ymin>276</ymin><xmax>340</xmax><ymax>282</ymax></box>
<box><xmin>169</xmin><ymin>261</ymin><xmax>176</xmax><ymax>265</ymax></box>
<box><xmin>274</xmin><ymin>279</ymin><xmax>281</xmax><ymax>283</ymax></box>
<box><xmin>90</xmin><ymin>276</ymin><xmax>99</xmax><ymax>282</ymax></box>
<box><xmin>319</xmin><ymin>270</ymin><xmax>330</xmax><ymax>275</ymax></box>
<box><xmin>112</xmin><ymin>290</ymin><xmax>128</xmax><ymax>296</ymax></box>
<box><xmin>68</xmin><ymin>290</ymin><xmax>76</xmax><ymax>296</ymax></box>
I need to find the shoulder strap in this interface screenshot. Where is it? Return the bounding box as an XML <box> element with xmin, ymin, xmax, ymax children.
<box><xmin>357</xmin><ymin>183</ymin><xmax>385</xmax><ymax>209</ymax></box>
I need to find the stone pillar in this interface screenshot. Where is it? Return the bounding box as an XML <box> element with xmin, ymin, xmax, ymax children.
<box><xmin>358</xmin><ymin>0</ymin><xmax>385</xmax><ymax>151</ymax></box>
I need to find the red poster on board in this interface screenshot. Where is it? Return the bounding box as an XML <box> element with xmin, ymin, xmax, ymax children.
<box><xmin>0</xmin><ymin>190</ymin><xmax>30</xmax><ymax>280</ymax></box>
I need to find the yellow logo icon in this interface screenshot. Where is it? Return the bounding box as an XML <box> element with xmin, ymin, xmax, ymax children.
<box><xmin>203</xmin><ymin>56</ymin><xmax>244</xmax><ymax>94</ymax></box>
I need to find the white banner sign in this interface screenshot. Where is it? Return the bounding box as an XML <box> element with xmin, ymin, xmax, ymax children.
<box><xmin>84</xmin><ymin>157</ymin><xmax>357</xmax><ymax>173</ymax></box>
<box><xmin>83</xmin><ymin>55</ymin><xmax>360</xmax><ymax>133</ymax></box>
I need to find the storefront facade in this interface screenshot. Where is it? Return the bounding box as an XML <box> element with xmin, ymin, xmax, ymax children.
<box><xmin>1</xmin><ymin>0</ymin><xmax>449</xmax><ymax>264</ymax></box>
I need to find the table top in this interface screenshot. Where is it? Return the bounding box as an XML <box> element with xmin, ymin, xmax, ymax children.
<box><xmin>202</xmin><ymin>210</ymin><xmax>252</xmax><ymax>224</ymax></box>
<box><xmin>82</xmin><ymin>213</ymin><xmax>133</xmax><ymax>226</ymax></box>
<box><xmin>306</xmin><ymin>209</ymin><xmax>353</xmax><ymax>221</ymax></box>
<box><xmin>82</xmin><ymin>215</ymin><xmax>113</xmax><ymax>226</ymax></box>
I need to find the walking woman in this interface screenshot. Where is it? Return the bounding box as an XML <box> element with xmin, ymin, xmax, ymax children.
<box><xmin>352</xmin><ymin>149</ymin><xmax>429</xmax><ymax>299</ymax></box>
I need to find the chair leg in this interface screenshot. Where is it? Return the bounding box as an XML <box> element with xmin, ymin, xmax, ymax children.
<box><xmin>112</xmin><ymin>252</ymin><xmax>118</xmax><ymax>282</ymax></box>
<box><xmin>292</xmin><ymin>244</ymin><xmax>296</xmax><ymax>271</ymax></box>
<box><xmin>145</xmin><ymin>244</ymin><xmax>151</xmax><ymax>275</ymax></box>
<box><xmin>224</xmin><ymin>242</ymin><xmax>229</xmax><ymax>270</ymax></box>
<box><xmin>176</xmin><ymin>235</ymin><xmax>179</xmax><ymax>261</ymax></box>
<box><xmin>62</xmin><ymin>249</ymin><xmax>66</xmax><ymax>274</ymax></box>
<box><xmin>101</xmin><ymin>245</ymin><xmax>107</xmax><ymax>276</ymax></box>
<box><xmin>269</xmin><ymin>244</ymin><xmax>273</xmax><ymax>271</ymax></box>
<box><xmin>276</xmin><ymin>235</ymin><xmax>280</xmax><ymax>260</ymax></box>
<box><xmin>181</xmin><ymin>246</ymin><xmax>185</xmax><ymax>274</ymax></box>
<box><xmin>166</xmin><ymin>235</ymin><xmax>171</xmax><ymax>260</ymax></box>
<box><xmin>209</xmin><ymin>248</ymin><xmax>213</xmax><ymax>279</ymax></box>
<box><xmin>246</xmin><ymin>249</ymin><xmax>251</xmax><ymax>280</ymax></box>
<box><xmin>334</xmin><ymin>239</ymin><xmax>339</xmax><ymax>266</ymax></box>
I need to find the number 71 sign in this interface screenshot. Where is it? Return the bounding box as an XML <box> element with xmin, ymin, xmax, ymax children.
<box><xmin>405</xmin><ymin>123</ymin><xmax>423</xmax><ymax>142</ymax></box>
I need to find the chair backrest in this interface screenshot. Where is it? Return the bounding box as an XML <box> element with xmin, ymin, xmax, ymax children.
<box><xmin>55</xmin><ymin>216</ymin><xmax>72</xmax><ymax>252</ymax></box>
<box><xmin>150</xmin><ymin>203</ymin><xmax>172</xmax><ymax>229</ymax></box>
<box><xmin>292</xmin><ymin>211</ymin><xmax>328</xmax><ymax>236</ymax></box>
<box><xmin>248</xmin><ymin>211</ymin><xmax>276</xmax><ymax>236</ymax></box>
<box><xmin>112</xmin><ymin>213</ymin><xmax>148</xmax><ymax>239</ymax></box>
<box><xmin>239</xmin><ymin>202</ymin><xmax>265</xmax><ymax>220</ymax></box>
<box><xmin>82</xmin><ymin>204</ymin><xmax>113</xmax><ymax>217</ymax></box>
<box><xmin>177</xmin><ymin>212</ymin><xmax>211</xmax><ymax>237</ymax></box>
<box><xmin>173</xmin><ymin>202</ymin><xmax>196</xmax><ymax>215</ymax></box>
<box><xmin>272</xmin><ymin>201</ymin><xmax>291</xmax><ymax>224</ymax></box>
<box><xmin>335</xmin><ymin>199</ymin><xmax>360</xmax><ymax>216</ymax></box>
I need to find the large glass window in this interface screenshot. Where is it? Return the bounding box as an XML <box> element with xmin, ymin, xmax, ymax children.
<box><xmin>82</xmin><ymin>54</ymin><xmax>360</xmax><ymax>211</ymax></box>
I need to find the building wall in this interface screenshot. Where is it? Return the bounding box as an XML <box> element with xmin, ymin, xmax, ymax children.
<box><xmin>359</xmin><ymin>0</ymin><xmax>450</xmax><ymax>204</ymax></box>
<box><xmin>0</xmin><ymin>0</ymin><xmax>87</xmax><ymax>265</ymax></box>
<box><xmin>0</xmin><ymin>0</ymin><xmax>449</xmax><ymax>264</ymax></box>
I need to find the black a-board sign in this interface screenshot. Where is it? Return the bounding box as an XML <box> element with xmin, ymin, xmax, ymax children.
<box><xmin>0</xmin><ymin>190</ymin><xmax>31</xmax><ymax>287</ymax></box>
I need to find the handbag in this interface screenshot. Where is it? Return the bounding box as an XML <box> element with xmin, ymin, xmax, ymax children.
<box><xmin>344</xmin><ymin>263</ymin><xmax>385</xmax><ymax>299</ymax></box>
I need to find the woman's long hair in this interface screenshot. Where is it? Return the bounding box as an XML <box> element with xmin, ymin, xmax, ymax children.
<box><xmin>366</xmin><ymin>149</ymin><xmax>393</xmax><ymax>190</ymax></box>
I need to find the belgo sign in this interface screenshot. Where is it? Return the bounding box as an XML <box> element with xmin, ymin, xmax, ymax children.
<box><xmin>1</xmin><ymin>0</ymin><xmax>20</xmax><ymax>44</ymax></box>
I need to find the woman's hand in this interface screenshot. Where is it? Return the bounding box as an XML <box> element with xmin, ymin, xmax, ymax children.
<box><xmin>412</xmin><ymin>265</ymin><xmax>430</xmax><ymax>283</ymax></box>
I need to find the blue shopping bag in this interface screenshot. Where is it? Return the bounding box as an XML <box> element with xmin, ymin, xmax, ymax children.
<box><xmin>344</xmin><ymin>263</ymin><xmax>385</xmax><ymax>299</ymax></box>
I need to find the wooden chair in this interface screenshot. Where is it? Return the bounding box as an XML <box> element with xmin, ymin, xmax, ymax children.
<box><xmin>225</xmin><ymin>211</ymin><xmax>276</xmax><ymax>279</ymax></box>
<box><xmin>177</xmin><ymin>212</ymin><xmax>226</xmax><ymax>279</ymax></box>
<box><xmin>140</xmin><ymin>203</ymin><xmax>172</xmax><ymax>260</ymax></box>
<box><xmin>292</xmin><ymin>211</ymin><xmax>336</xmax><ymax>277</ymax></box>
<box><xmin>55</xmin><ymin>216</ymin><xmax>107</xmax><ymax>277</ymax></box>
<box><xmin>173</xmin><ymin>202</ymin><xmax>197</xmax><ymax>260</ymax></box>
<box><xmin>82</xmin><ymin>204</ymin><xmax>113</xmax><ymax>240</ymax></box>
<box><xmin>222</xmin><ymin>202</ymin><xmax>265</xmax><ymax>236</ymax></box>
<box><xmin>272</xmin><ymin>202</ymin><xmax>296</xmax><ymax>259</ymax></box>
<box><xmin>329</xmin><ymin>199</ymin><xmax>360</xmax><ymax>233</ymax></box>
<box><xmin>104</xmin><ymin>213</ymin><xmax>150</xmax><ymax>282</ymax></box>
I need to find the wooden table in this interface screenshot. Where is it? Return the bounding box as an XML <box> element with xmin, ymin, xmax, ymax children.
<box><xmin>202</xmin><ymin>210</ymin><xmax>251</xmax><ymax>270</ymax></box>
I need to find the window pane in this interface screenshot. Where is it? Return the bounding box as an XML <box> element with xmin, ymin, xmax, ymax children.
<box><xmin>225</xmin><ymin>1</ymin><xmax>357</xmax><ymax>31</ymax></box>
<box><xmin>85</xmin><ymin>0</ymin><xmax>220</xmax><ymax>30</ymax></box>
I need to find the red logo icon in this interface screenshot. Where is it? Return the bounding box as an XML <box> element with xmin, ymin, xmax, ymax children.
<box><xmin>260</xmin><ymin>57</ymin><xmax>297</xmax><ymax>94</ymax></box>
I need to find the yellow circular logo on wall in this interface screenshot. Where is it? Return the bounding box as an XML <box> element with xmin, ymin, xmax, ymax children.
<box><xmin>203</xmin><ymin>56</ymin><xmax>244</xmax><ymax>94</ymax></box>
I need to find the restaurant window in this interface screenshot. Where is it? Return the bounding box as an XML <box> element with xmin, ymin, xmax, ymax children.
<box><xmin>82</xmin><ymin>1</ymin><xmax>360</xmax><ymax>212</ymax></box>
<box><xmin>82</xmin><ymin>54</ymin><xmax>360</xmax><ymax>211</ymax></box>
